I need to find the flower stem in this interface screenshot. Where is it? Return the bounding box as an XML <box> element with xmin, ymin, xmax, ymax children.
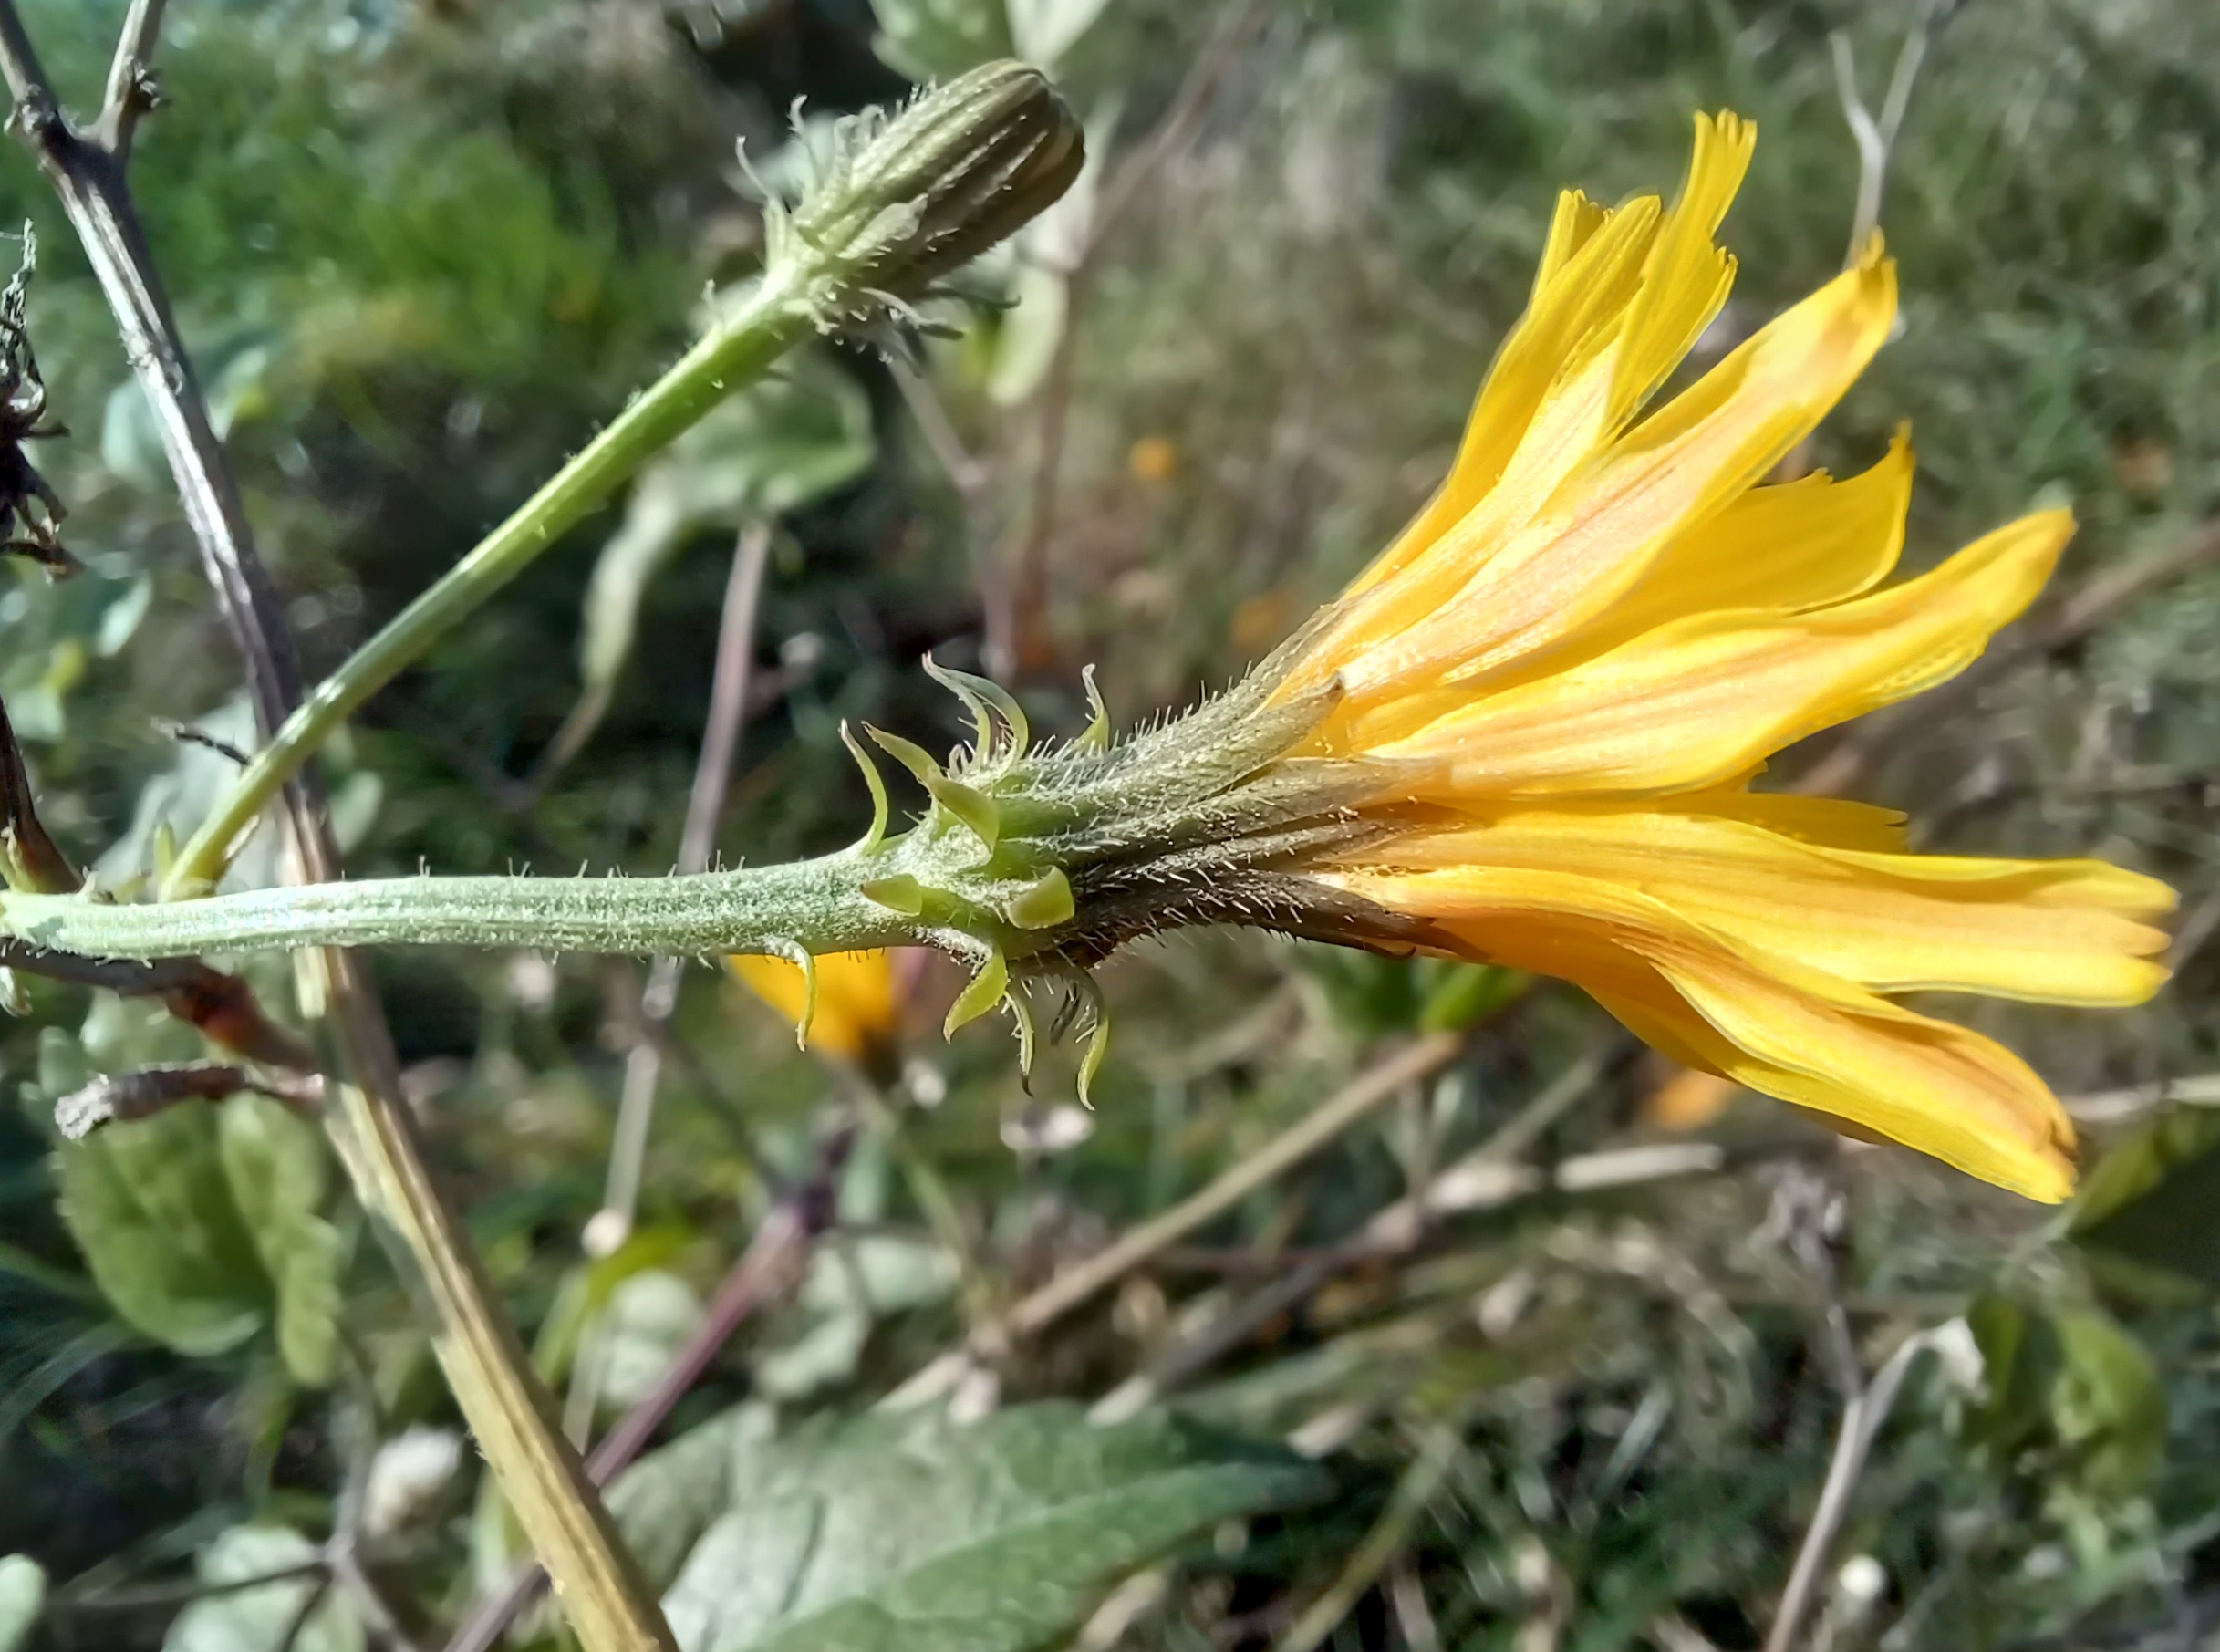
<box><xmin>161</xmin><ymin>271</ymin><xmax>813</xmax><ymax>900</ymax></box>
<box><xmin>13</xmin><ymin>856</ymin><xmax>916</xmax><ymax>960</ymax></box>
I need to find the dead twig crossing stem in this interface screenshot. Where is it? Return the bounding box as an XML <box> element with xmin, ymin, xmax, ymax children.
<box><xmin>1763</xmin><ymin>1329</ymin><xmax>1955</xmax><ymax>1652</ymax></box>
<box><xmin>586</xmin><ymin>523</ymin><xmax>775</xmax><ymax>1262</ymax></box>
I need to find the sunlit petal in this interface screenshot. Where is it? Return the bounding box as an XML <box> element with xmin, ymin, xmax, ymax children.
<box><xmin>1315</xmin><ymin>245</ymin><xmax>1899</xmax><ymax>715</ymax></box>
<box><xmin>1366</xmin><ymin>507</ymin><xmax>2068</xmax><ymax>794</ymax></box>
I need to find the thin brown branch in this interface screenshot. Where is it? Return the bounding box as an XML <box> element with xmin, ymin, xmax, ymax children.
<box><xmin>0</xmin><ymin>940</ymin><xmax>316</xmax><ymax>1069</ymax></box>
<box><xmin>0</xmin><ymin>13</ymin><xmax>673</xmax><ymax>1649</ymax></box>
<box><xmin>1763</xmin><ymin>1329</ymin><xmax>1952</xmax><ymax>1652</ymax></box>
<box><xmin>991</xmin><ymin>312</ymin><xmax>1081</xmax><ymax>680</ymax></box>
<box><xmin>1087</xmin><ymin>1034</ymin><xmax>1634</xmax><ymax>1423</ymax></box>
<box><xmin>55</xmin><ymin>1060</ymin><xmax>323</xmax><ymax>1138</ymax></box>
<box><xmin>887</xmin><ymin>1029</ymin><xmax>1474</xmax><ymax>1410</ymax></box>
<box><xmin>96</xmin><ymin>0</ymin><xmax>165</xmax><ymax>161</ymax></box>
<box><xmin>1828</xmin><ymin>0</ymin><xmax>1945</xmax><ymax>266</ymax></box>
<box><xmin>586</xmin><ymin>523</ymin><xmax>773</xmax><ymax>1259</ymax></box>
<box><xmin>275</xmin><ymin>1574</ymin><xmax>334</xmax><ymax>1652</ymax></box>
<box><xmin>987</xmin><ymin>0</ymin><xmax>1270</xmax><ymax>681</ymax></box>
<box><xmin>1087</xmin><ymin>0</ymin><xmax>1271</xmax><ymax>254</ymax></box>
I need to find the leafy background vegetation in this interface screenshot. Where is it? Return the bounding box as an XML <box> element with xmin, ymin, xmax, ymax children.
<box><xmin>3</xmin><ymin>0</ymin><xmax>2220</xmax><ymax>1647</ymax></box>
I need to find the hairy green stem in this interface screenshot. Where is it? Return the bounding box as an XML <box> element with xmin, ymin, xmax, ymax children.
<box><xmin>25</xmin><ymin>854</ymin><xmax>924</xmax><ymax>960</ymax></box>
<box><xmin>161</xmin><ymin>271</ymin><xmax>813</xmax><ymax>899</ymax></box>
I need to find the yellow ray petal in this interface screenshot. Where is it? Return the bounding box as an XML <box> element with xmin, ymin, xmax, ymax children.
<box><xmin>1674</xmin><ymin>790</ymin><xmax>1908</xmax><ymax>851</ymax></box>
<box><xmin>1325</xmin><ymin>865</ymin><xmax>2079</xmax><ymax>1201</ymax></box>
<box><xmin>1321</xmin><ymin>245</ymin><xmax>1900</xmax><ymax>712</ymax></box>
<box><xmin>1572</xmin><ymin>428</ymin><xmax>1915</xmax><ymax>654</ymax></box>
<box><xmin>1608</xmin><ymin>110</ymin><xmax>1756</xmax><ymax>425</ymax></box>
<box><xmin>1532</xmin><ymin>188</ymin><xmax>1611</xmax><ymax>294</ymax></box>
<box><xmin>1332</xmin><ymin>195</ymin><xmax>1665</xmax><ymax>611</ymax></box>
<box><xmin>1423</xmin><ymin>431</ymin><xmax>1917</xmax><ymax>707</ymax></box>
<box><xmin>1365</xmin><ymin>805</ymin><xmax>2173</xmax><ymax>1004</ymax></box>
<box><xmin>1365</xmin><ymin>507</ymin><xmax>2070</xmax><ymax>795</ymax></box>
<box><xmin>729</xmin><ymin>948</ymin><xmax>900</xmax><ymax>1063</ymax></box>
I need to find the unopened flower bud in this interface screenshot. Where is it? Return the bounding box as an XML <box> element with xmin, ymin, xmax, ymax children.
<box><xmin>769</xmin><ymin>61</ymin><xmax>1084</xmax><ymax>325</ymax></box>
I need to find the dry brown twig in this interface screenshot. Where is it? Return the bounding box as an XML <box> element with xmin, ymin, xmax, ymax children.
<box><xmin>583</xmin><ymin>523</ymin><xmax>775</xmax><ymax>1266</ymax></box>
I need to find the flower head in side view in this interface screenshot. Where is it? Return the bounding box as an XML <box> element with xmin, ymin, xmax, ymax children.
<box><xmin>838</xmin><ymin>110</ymin><xmax>2169</xmax><ymax>1207</ymax></box>
<box><xmin>1244</xmin><ymin>111</ymin><xmax>2173</xmax><ymax>1202</ymax></box>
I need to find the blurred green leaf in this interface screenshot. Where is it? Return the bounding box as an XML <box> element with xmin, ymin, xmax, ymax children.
<box><xmin>557</xmin><ymin>351</ymin><xmax>873</xmax><ymax>762</ymax></box>
<box><xmin>94</xmin><ymin>697</ymin><xmax>284</xmax><ymax>890</ymax></box>
<box><xmin>870</xmin><ymin>0</ymin><xmax>1017</xmax><ymax>80</ymax></box>
<box><xmin>2069</xmin><ymin>1107</ymin><xmax>2220</xmax><ymax>1294</ymax></box>
<box><xmin>648</xmin><ymin>1402</ymin><xmax>1326</xmax><ymax>1652</ymax></box>
<box><xmin>1006</xmin><ymin>0</ymin><xmax>1115</xmax><ymax>68</ymax></box>
<box><xmin>219</xmin><ymin>1094</ymin><xmax>344</xmax><ymax>1387</ymax></box>
<box><xmin>56</xmin><ymin>1100</ymin><xmax>268</xmax><ymax>1359</ymax></box>
<box><xmin>164</xmin><ymin>1526</ymin><xmax>361</xmax><ymax>1652</ymax></box>
<box><xmin>978</xmin><ymin>96</ymin><xmax>1114</xmax><ymax>406</ymax></box>
<box><xmin>0</xmin><ymin>568</ymin><xmax>157</xmax><ymax>742</ymax></box>
<box><xmin>755</xmin><ymin>1233</ymin><xmax>958</xmax><ymax>1400</ymax></box>
<box><xmin>1965</xmin><ymin>1295</ymin><xmax>2166</xmax><ymax>1500</ymax></box>
<box><xmin>2051</xmin><ymin>1314</ymin><xmax>2169</xmax><ymax>1497</ymax></box>
<box><xmin>50</xmin><ymin>991</ymin><xmax>339</xmax><ymax>1380</ymax></box>
<box><xmin>595</xmin><ymin>1269</ymin><xmax>705</xmax><ymax>1411</ymax></box>
<box><xmin>605</xmin><ymin>1402</ymin><xmax>779</xmax><ymax>1595</ymax></box>
<box><xmin>0</xmin><ymin>1555</ymin><xmax>42</xmax><ymax>1652</ymax></box>
<box><xmin>1300</xmin><ymin>945</ymin><xmax>1519</xmax><ymax>1040</ymax></box>
<box><xmin>1419</xmin><ymin>962</ymin><xmax>1525</xmax><ymax>1033</ymax></box>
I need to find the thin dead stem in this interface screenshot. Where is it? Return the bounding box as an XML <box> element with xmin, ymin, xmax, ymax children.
<box><xmin>585</xmin><ymin>522</ymin><xmax>774</xmax><ymax>1262</ymax></box>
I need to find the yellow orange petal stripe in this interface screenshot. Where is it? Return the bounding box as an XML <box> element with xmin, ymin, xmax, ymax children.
<box><xmin>728</xmin><ymin>948</ymin><xmax>901</xmax><ymax>1065</ymax></box>
<box><xmin>1259</xmin><ymin>109</ymin><xmax>2174</xmax><ymax>1201</ymax></box>
<box><xmin>1323</xmin><ymin>867</ymin><xmax>2081</xmax><ymax>1203</ymax></box>
<box><xmin>1358</xmin><ymin>508</ymin><xmax>2069</xmax><ymax>793</ymax></box>
<box><xmin>1523</xmin><ymin>427</ymin><xmax>1914</xmax><ymax>678</ymax></box>
<box><xmin>1374</xmin><ymin>806</ymin><xmax>2172</xmax><ymax>1005</ymax></box>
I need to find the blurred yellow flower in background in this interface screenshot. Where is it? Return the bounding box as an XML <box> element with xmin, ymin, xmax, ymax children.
<box><xmin>1127</xmin><ymin>434</ymin><xmax>1180</xmax><ymax>483</ymax></box>
<box><xmin>729</xmin><ymin>948</ymin><xmax>904</xmax><ymax>1073</ymax></box>
<box><xmin>1271</xmin><ymin>111</ymin><xmax>2173</xmax><ymax>1202</ymax></box>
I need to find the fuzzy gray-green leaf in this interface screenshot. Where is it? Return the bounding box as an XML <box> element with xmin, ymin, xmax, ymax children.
<box><xmin>56</xmin><ymin>1099</ymin><xmax>269</xmax><ymax>1358</ymax></box>
<box><xmin>219</xmin><ymin>1094</ymin><xmax>345</xmax><ymax>1387</ymax></box>
<box><xmin>651</xmin><ymin>1401</ymin><xmax>1326</xmax><ymax>1652</ymax></box>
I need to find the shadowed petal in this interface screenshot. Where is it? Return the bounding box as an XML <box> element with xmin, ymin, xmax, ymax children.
<box><xmin>1323</xmin><ymin>865</ymin><xmax>2081</xmax><ymax>1201</ymax></box>
<box><xmin>1365</xmin><ymin>805</ymin><xmax>2173</xmax><ymax>1004</ymax></box>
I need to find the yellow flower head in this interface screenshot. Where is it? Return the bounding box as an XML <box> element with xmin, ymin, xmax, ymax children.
<box><xmin>730</xmin><ymin>948</ymin><xmax>904</xmax><ymax>1071</ymax></box>
<box><xmin>789</xmin><ymin>110</ymin><xmax>2167</xmax><ymax>1204</ymax></box>
<box><xmin>1261</xmin><ymin>111</ymin><xmax>2172</xmax><ymax>1201</ymax></box>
